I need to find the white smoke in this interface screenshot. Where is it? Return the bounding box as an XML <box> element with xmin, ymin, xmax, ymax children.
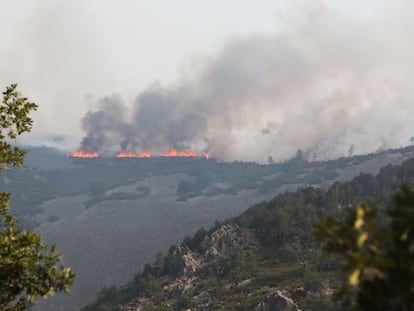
<box><xmin>79</xmin><ymin>1</ymin><xmax>414</xmax><ymax>161</ymax></box>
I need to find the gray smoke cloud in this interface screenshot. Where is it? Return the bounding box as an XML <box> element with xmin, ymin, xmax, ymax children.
<box><xmin>79</xmin><ymin>1</ymin><xmax>414</xmax><ymax>161</ymax></box>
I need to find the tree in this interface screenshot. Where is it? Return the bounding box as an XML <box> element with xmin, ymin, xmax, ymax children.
<box><xmin>314</xmin><ymin>183</ymin><xmax>414</xmax><ymax>310</ymax></box>
<box><xmin>0</xmin><ymin>84</ymin><xmax>74</xmax><ymax>310</ymax></box>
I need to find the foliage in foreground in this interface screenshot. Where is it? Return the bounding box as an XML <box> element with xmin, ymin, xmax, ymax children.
<box><xmin>315</xmin><ymin>183</ymin><xmax>414</xmax><ymax>310</ymax></box>
<box><xmin>0</xmin><ymin>84</ymin><xmax>74</xmax><ymax>310</ymax></box>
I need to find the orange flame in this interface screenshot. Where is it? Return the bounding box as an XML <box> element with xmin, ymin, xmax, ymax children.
<box><xmin>117</xmin><ymin>152</ymin><xmax>138</xmax><ymax>158</ymax></box>
<box><xmin>117</xmin><ymin>151</ymin><xmax>152</xmax><ymax>158</ymax></box>
<box><xmin>73</xmin><ymin>149</ymin><xmax>208</xmax><ymax>159</ymax></box>
<box><xmin>138</xmin><ymin>151</ymin><xmax>152</xmax><ymax>158</ymax></box>
<box><xmin>160</xmin><ymin>148</ymin><xmax>196</xmax><ymax>157</ymax></box>
<box><xmin>73</xmin><ymin>151</ymin><xmax>99</xmax><ymax>158</ymax></box>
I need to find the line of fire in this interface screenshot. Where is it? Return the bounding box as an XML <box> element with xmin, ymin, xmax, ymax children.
<box><xmin>71</xmin><ymin>149</ymin><xmax>210</xmax><ymax>160</ymax></box>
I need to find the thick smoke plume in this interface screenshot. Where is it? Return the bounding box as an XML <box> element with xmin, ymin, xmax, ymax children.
<box><xmin>80</xmin><ymin>1</ymin><xmax>414</xmax><ymax>162</ymax></box>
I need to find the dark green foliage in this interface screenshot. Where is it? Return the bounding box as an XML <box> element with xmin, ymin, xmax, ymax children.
<box><xmin>182</xmin><ymin>227</ymin><xmax>208</xmax><ymax>252</ymax></box>
<box><xmin>237</xmin><ymin>158</ymin><xmax>414</xmax><ymax>248</ymax></box>
<box><xmin>135</xmin><ymin>273</ymin><xmax>162</xmax><ymax>297</ymax></box>
<box><xmin>173</xmin><ymin>295</ymin><xmax>193</xmax><ymax>310</ymax></box>
<box><xmin>197</xmin><ymin>248</ymin><xmax>248</xmax><ymax>280</ymax></box>
<box><xmin>0</xmin><ymin>84</ymin><xmax>74</xmax><ymax>310</ymax></box>
<box><xmin>0</xmin><ymin>84</ymin><xmax>37</xmax><ymax>170</ymax></box>
<box><xmin>161</xmin><ymin>245</ymin><xmax>188</xmax><ymax>276</ymax></box>
<box><xmin>315</xmin><ymin>183</ymin><xmax>414</xmax><ymax>310</ymax></box>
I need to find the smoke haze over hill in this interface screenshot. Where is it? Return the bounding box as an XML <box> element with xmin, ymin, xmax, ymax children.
<box><xmin>1</xmin><ymin>1</ymin><xmax>413</xmax><ymax>161</ymax></box>
<box><xmin>79</xmin><ymin>1</ymin><xmax>414</xmax><ymax>161</ymax></box>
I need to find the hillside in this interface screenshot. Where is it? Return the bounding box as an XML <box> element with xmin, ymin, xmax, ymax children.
<box><xmin>6</xmin><ymin>146</ymin><xmax>414</xmax><ymax>224</ymax></box>
<box><xmin>2</xmin><ymin>146</ymin><xmax>411</xmax><ymax>310</ymax></box>
<box><xmin>80</xmin><ymin>157</ymin><xmax>414</xmax><ymax>310</ymax></box>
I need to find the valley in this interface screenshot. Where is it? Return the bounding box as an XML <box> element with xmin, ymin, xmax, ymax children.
<box><xmin>0</xmin><ymin>146</ymin><xmax>412</xmax><ymax>310</ymax></box>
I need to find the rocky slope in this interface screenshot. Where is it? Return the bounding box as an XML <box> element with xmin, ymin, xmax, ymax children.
<box><xmin>82</xmin><ymin>156</ymin><xmax>414</xmax><ymax>311</ymax></box>
<box><xmin>119</xmin><ymin>224</ymin><xmax>316</xmax><ymax>311</ymax></box>
<box><xmin>121</xmin><ymin>224</ymin><xmax>261</xmax><ymax>310</ymax></box>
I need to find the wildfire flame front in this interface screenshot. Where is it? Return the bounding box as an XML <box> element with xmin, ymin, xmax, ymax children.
<box><xmin>72</xmin><ymin>151</ymin><xmax>99</xmax><ymax>158</ymax></box>
<box><xmin>160</xmin><ymin>148</ymin><xmax>196</xmax><ymax>157</ymax></box>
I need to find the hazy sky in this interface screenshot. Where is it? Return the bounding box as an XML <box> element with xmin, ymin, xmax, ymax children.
<box><xmin>1</xmin><ymin>0</ymin><xmax>412</xmax><ymax>161</ymax></box>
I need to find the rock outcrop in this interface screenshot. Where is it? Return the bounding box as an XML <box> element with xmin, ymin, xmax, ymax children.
<box><xmin>254</xmin><ymin>290</ymin><xmax>301</xmax><ymax>311</ymax></box>
<box><xmin>201</xmin><ymin>224</ymin><xmax>258</xmax><ymax>260</ymax></box>
<box><xmin>120</xmin><ymin>224</ymin><xmax>258</xmax><ymax>310</ymax></box>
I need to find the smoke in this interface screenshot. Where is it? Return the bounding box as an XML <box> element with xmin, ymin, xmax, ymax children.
<box><xmin>80</xmin><ymin>95</ymin><xmax>129</xmax><ymax>152</ymax></box>
<box><xmin>79</xmin><ymin>1</ymin><xmax>414</xmax><ymax>161</ymax></box>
